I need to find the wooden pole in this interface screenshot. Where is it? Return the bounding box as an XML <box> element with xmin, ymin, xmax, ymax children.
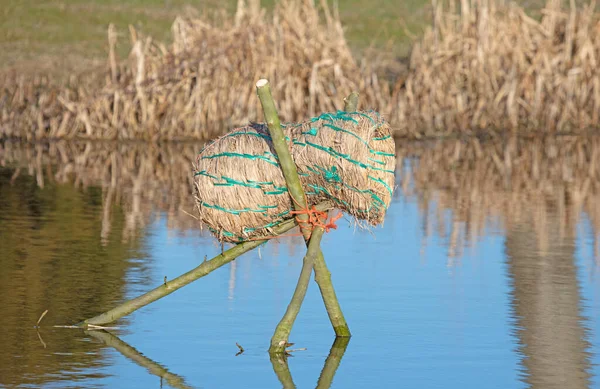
<box><xmin>256</xmin><ymin>79</ymin><xmax>351</xmax><ymax>353</ymax></box>
<box><xmin>268</xmin><ymin>227</ymin><xmax>325</xmax><ymax>351</ymax></box>
<box><xmin>77</xmin><ymin>201</ymin><xmax>332</xmax><ymax>327</ymax></box>
<box><xmin>343</xmin><ymin>91</ymin><xmax>359</xmax><ymax>112</ymax></box>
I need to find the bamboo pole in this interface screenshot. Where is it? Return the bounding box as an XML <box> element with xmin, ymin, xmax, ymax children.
<box><xmin>256</xmin><ymin>79</ymin><xmax>351</xmax><ymax>353</ymax></box>
<box><xmin>78</xmin><ymin>201</ymin><xmax>332</xmax><ymax>327</ymax></box>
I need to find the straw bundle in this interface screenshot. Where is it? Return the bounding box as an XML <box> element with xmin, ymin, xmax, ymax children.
<box><xmin>193</xmin><ymin>110</ymin><xmax>395</xmax><ymax>242</ymax></box>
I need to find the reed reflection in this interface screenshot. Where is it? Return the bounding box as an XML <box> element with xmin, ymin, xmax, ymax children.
<box><xmin>398</xmin><ymin>135</ymin><xmax>599</xmax><ymax>388</ymax></box>
<box><xmin>506</xmin><ymin>209</ymin><xmax>591</xmax><ymax>387</ymax></box>
<box><xmin>0</xmin><ymin>164</ymin><xmax>146</xmax><ymax>387</ymax></box>
<box><xmin>398</xmin><ymin>136</ymin><xmax>600</xmax><ymax>262</ymax></box>
<box><xmin>0</xmin><ymin>140</ymin><xmax>204</xmax><ymax>243</ymax></box>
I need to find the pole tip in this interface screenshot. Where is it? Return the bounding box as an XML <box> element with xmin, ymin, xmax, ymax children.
<box><xmin>256</xmin><ymin>79</ymin><xmax>269</xmax><ymax>88</ymax></box>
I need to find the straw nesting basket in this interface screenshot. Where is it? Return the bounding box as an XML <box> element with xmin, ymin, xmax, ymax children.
<box><xmin>193</xmin><ymin>111</ymin><xmax>396</xmax><ymax>243</ymax></box>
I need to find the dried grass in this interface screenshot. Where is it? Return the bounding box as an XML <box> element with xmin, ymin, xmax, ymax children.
<box><xmin>1</xmin><ymin>0</ymin><xmax>390</xmax><ymax>140</ymax></box>
<box><xmin>6</xmin><ymin>0</ymin><xmax>600</xmax><ymax>139</ymax></box>
<box><xmin>394</xmin><ymin>0</ymin><xmax>600</xmax><ymax>137</ymax></box>
<box><xmin>193</xmin><ymin>110</ymin><xmax>395</xmax><ymax>242</ymax></box>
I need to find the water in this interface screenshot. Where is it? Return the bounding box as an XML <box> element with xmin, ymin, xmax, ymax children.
<box><xmin>1</xmin><ymin>138</ymin><xmax>599</xmax><ymax>389</ymax></box>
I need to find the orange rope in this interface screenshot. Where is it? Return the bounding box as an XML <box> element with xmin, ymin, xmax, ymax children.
<box><xmin>290</xmin><ymin>206</ymin><xmax>342</xmax><ymax>239</ymax></box>
<box><xmin>245</xmin><ymin>196</ymin><xmax>342</xmax><ymax>242</ymax></box>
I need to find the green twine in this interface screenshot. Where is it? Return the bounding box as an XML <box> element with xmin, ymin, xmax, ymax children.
<box><xmin>323</xmin><ymin>123</ymin><xmax>369</xmax><ymax>146</ymax></box>
<box><xmin>372</xmin><ymin>135</ymin><xmax>391</xmax><ymax>141</ymax></box>
<box><xmin>368</xmin><ymin>158</ymin><xmax>386</xmax><ymax>165</ymax></box>
<box><xmin>195</xmin><ymin>170</ymin><xmax>218</xmax><ymax>179</ymax></box>
<box><xmin>221</xmin><ymin>130</ymin><xmax>270</xmax><ymax>141</ymax></box>
<box><xmin>303</xmin><ymin>140</ymin><xmax>394</xmax><ymax>174</ymax></box>
<box><xmin>200</xmin><ymin>174</ymin><xmax>288</xmax><ymax>196</ymax></box>
<box><xmin>201</xmin><ymin>202</ymin><xmax>278</xmax><ymax>216</ymax></box>
<box><xmin>242</xmin><ymin>210</ymin><xmax>291</xmax><ymax>235</ymax></box>
<box><xmin>368</xmin><ymin>176</ymin><xmax>394</xmax><ymax>198</ymax></box>
<box><xmin>369</xmin><ymin>150</ymin><xmax>395</xmax><ymax>157</ymax></box>
<box><xmin>311</xmin><ymin>111</ymin><xmax>359</xmax><ymax>125</ymax></box>
<box><xmin>302</xmin><ymin>127</ymin><xmax>319</xmax><ymax>136</ymax></box>
<box><xmin>201</xmin><ymin>151</ymin><xmax>279</xmax><ymax>166</ymax></box>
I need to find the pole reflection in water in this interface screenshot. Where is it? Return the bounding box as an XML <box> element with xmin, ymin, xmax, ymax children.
<box><xmin>80</xmin><ymin>329</ymin><xmax>350</xmax><ymax>389</ymax></box>
<box><xmin>86</xmin><ymin>330</ymin><xmax>194</xmax><ymax>389</ymax></box>
<box><xmin>270</xmin><ymin>337</ymin><xmax>351</xmax><ymax>389</ymax></box>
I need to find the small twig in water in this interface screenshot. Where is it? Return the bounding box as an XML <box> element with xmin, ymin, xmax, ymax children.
<box><xmin>180</xmin><ymin>208</ymin><xmax>199</xmax><ymax>220</ymax></box>
<box><xmin>86</xmin><ymin>324</ymin><xmax>120</xmax><ymax>330</ymax></box>
<box><xmin>286</xmin><ymin>348</ymin><xmax>307</xmax><ymax>353</ymax></box>
<box><xmin>52</xmin><ymin>324</ymin><xmax>120</xmax><ymax>330</ymax></box>
<box><xmin>53</xmin><ymin>325</ymin><xmax>82</xmax><ymax>328</ymax></box>
<box><xmin>235</xmin><ymin>342</ymin><xmax>245</xmax><ymax>356</ymax></box>
<box><xmin>36</xmin><ymin>309</ymin><xmax>49</xmax><ymax>328</ymax></box>
<box><xmin>36</xmin><ymin>330</ymin><xmax>47</xmax><ymax>348</ymax></box>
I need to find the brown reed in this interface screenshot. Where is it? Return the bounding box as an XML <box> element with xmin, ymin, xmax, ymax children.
<box><xmin>394</xmin><ymin>0</ymin><xmax>600</xmax><ymax>137</ymax></box>
<box><xmin>1</xmin><ymin>0</ymin><xmax>390</xmax><ymax>141</ymax></box>
<box><xmin>193</xmin><ymin>110</ymin><xmax>396</xmax><ymax>242</ymax></box>
<box><xmin>5</xmin><ymin>1</ymin><xmax>600</xmax><ymax>139</ymax></box>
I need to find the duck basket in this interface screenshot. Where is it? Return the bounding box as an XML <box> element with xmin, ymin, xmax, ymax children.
<box><xmin>193</xmin><ymin>110</ymin><xmax>396</xmax><ymax>243</ymax></box>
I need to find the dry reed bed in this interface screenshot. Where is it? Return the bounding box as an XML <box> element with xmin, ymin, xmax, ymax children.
<box><xmin>5</xmin><ymin>0</ymin><xmax>600</xmax><ymax>139</ymax></box>
<box><xmin>395</xmin><ymin>0</ymin><xmax>600</xmax><ymax>137</ymax></box>
<box><xmin>0</xmin><ymin>0</ymin><xmax>389</xmax><ymax>140</ymax></box>
<box><xmin>397</xmin><ymin>136</ymin><xmax>600</xmax><ymax>259</ymax></box>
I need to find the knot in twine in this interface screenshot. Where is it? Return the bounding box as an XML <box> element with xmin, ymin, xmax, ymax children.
<box><xmin>290</xmin><ymin>196</ymin><xmax>343</xmax><ymax>240</ymax></box>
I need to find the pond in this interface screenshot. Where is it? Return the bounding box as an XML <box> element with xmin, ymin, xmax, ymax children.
<box><xmin>1</xmin><ymin>138</ymin><xmax>599</xmax><ymax>389</ymax></box>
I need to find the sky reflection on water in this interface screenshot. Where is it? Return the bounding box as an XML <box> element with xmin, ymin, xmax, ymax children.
<box><xmin>1</xmin><ymin>139</ymin><xmax>600</xmax><ymax>388</ymax></box>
